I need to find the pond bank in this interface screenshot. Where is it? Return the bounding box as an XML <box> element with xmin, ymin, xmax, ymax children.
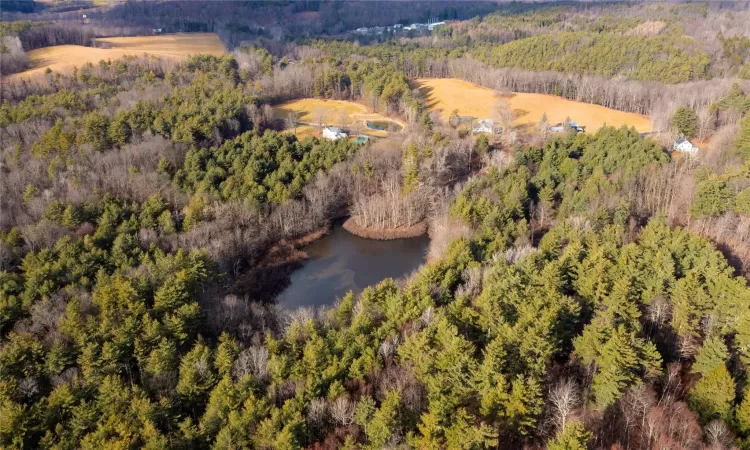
<box><xmin>342</xmin><ymin>217</ymin><xmax>428</xmax><ymax>240</ymax></box>
<box><xmin>232</xmin><ymin>225</ymin><xmax>330</xmax><ymax>302</ymax></box>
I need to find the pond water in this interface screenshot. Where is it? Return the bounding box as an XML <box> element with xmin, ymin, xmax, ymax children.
<box><xmin>276</xmin><ymin>225</ymin><xmax>429</xmax><ymax>309</ymax></box>
<box><xmin>366</xmin><ymin>120</ymin><xmax>403</xmax><ymax>132</ymax></box>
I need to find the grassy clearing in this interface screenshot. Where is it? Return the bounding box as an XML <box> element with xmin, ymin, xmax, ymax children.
<box><xmin>10</xmin><ymin>33</ymin><xmax>224</xmax><ymax>80</ymax></box>
<box><xmin>415</xmin><ymin>78</ymin><xmax>653</xmax><ymax>133</ymax></box>
<box><xmin>272</xmin><ymin>98</ymin><xmax>404</xmax><ymax>139</ymax></box>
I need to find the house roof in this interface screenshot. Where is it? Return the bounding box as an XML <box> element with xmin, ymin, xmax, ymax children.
<box><xmin>675</xmin><ymin>137</ymin><xmax>690</xmax><ymax>145</ymax></box>
<box><xmin>324</xmin><ymin>127</ymin><xmax>342</xmax><ymax>133</ymax></box>
<box><xmin>473</xmin><ymin>119</ymin><xmax>494</xmax><ymax>128</ymax></box>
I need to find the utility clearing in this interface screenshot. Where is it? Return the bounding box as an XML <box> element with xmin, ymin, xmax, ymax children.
<box><xmin>10</xmin><ymin>33</ymin><xmax>225</xmax><ymax>80</ymax></box>
<box><xmin>272</xmin><ymin>98</ymin><xmax>404</xmax><ymax>139</ymax></box>
<box><xmin>415</xmin><ymin>78</ymin><xmax>653</xmax><ymax>133</ymax></box>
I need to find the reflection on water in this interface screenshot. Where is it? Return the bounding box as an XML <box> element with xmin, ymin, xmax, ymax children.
<box><xmin>276</xmin><ymin>225</ymin><xmax>429</xmax><ymax>309</ymax></box>
<box><xmin>366</xmin><ymin>120</ymin><xmax>403</xmax><ymax>132</ymax></box>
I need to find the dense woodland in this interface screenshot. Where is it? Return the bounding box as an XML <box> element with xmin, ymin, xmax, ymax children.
<box><xmin>3</xmin><ymin>1</ymin><xmax>750</xmax><ymax>449</ymax></box>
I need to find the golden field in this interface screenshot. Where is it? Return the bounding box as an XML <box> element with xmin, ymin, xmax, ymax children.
<box><xmin>272</xmin><ymin>98</ymin><xmax>405</xmax><ymax>139</ymax></box>
<box><xmin>415</xmin><ymin>78</ymin><xmax>653</xmax><ymax>133</ymax></box>
<box><xmin>10</xmin><ymin>33</ymin><xmax>224</xmax><ymax>80</ymax></box>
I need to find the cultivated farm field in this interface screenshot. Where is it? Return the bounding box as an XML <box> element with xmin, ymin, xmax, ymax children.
<box><xmin>415</xmin><ymin>78</ymin><xmax>653</xmax><ymax>133</ymax></box>
<box><xmin>10</xmin><ymin>33</ymin><xmax>225</xmax><ymax>80</ymax></box>
<box><xmin>272</xmin><ymin>98</ymin><xmax>404</xmax><ymax>138</ymax></box>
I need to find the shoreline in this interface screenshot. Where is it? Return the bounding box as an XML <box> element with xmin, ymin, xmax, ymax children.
<box><xmin>232</xmin><ymin>215</ymin><xmax>430</xmax><ymax>301</ymax></box>
<box><xmin>231</xmin><ymin>224</ymin><xmax>331</xmax><ymax>301</ymax></box>
<box><xmin>342</xmin><ymin>217</ymin><xmax>428</xmax><ymax>240</ymax></box>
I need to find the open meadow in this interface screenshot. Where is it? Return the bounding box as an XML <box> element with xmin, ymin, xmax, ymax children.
<box><xmin>9</xmin><ymin>33</ymin><xmax>225</xmax><ymax>80</ymax></box>
<box><xmin>415</xmin><ymin>78</ymin><xmax>653</xmax><ymax>133</ymax></box>
<box><xmin>272</xmin><ymin>98</ymin><xmax>405</xmax><ymax>139</ymax></box>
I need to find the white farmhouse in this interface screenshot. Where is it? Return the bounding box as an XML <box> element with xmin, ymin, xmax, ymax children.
<box><xmin>549</xmin><ymin>124</ymin><xmax>566</xmax><ymax>133</ymax></box>
<box><xmin>322</xmin><ymin>126</ymin><xmax>347</xmax><ymax>141</ymax></box>
<box><xmin>673</xmin><ymin>137</ymin><xmax>699</xmax><ymax>155</ymax></box>
<box><xmin>472</xmin><ymin>119</ymin><xmax>501</xmax><ymax>134</ymax></box>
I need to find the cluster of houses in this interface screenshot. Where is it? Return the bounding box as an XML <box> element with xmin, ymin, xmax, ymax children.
<box><xmin>323</xmin><ymin>117</ymin><xmax>701</xmax><ymax>157</ymax></box>
<box><xmin>467</xmin><ymin>118</ymin><xmax>589</xmax><ymax>135</ymax></box>
<box><xmin>354</xmin><ymin>18</ymin><xmax>446</xmax><ymax>36</ymax></box>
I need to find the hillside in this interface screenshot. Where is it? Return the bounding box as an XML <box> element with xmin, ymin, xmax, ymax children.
<box><xmin>8</xmin><ymin>33</ymin><xmax>224</xmax><ymax>80</ymax></box>
<box><xmin>415</xmin><ymin>78</ymin><xmax>653</xmax><ymax>132</ymax></box>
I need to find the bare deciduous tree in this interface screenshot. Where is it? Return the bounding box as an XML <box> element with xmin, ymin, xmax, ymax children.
<box><xmin>549</xmin><ymin>379</ymin><xmax>579</xmax><ymax>433</ymax></box>
<box><xmin>313</xmin><ymin>107</ymin><xmax>327</xmax><ymax>129</ymax></box>
<box><xmin>307</xmin><ymin>398</ymin><xmax>329</xmax><ymax>429</ymax></box>
<box><xmin>705</xmin><ymin>420</ymin><xmax>733</xmax><ymax>449</ymax></box>
<box><xmin>286</xmin><ymin>111</ymin><xmax>299</xmax><ymax>133</ymax></box>
<box><xmin>330</xmin><ymin>396</ymin><xmax>356</xmax><ymax>426</ymax></box>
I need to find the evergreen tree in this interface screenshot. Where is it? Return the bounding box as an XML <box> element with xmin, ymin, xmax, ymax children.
<box><xmin>737</xmin><ymin>114</ymin><xmax>750</xmax><ymax>161</ymax></box>
<box><xmin>690</xmin><ymin>178</ymin><xmax>735</xmax><ymax>218</ymax></box>
<box><xmin>692</xmin><ymin>335</ymin><xmax>729</xmax><ymax>375</ymax></box>
<box><xmin>687</xmin><ymin>365</ymin><xmax>736</xmax><ymax>424</ymax></box>
<box><xmin>547</xmin><ymin>421</ymin><xmax>591</xmax><ymax>450</ymax></box>
<box><xmin>670</xmin><ymin>106</ymin><xmax>698</xmax><ymax>139</ymax></box>
<box><xmin>736</xmin><ymin>389</ymin><xmax>750</xmax><ymax>435</ymax></box>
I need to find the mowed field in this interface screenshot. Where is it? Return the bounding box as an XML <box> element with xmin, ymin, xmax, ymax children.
<box><xmin>415</xmin><ymin>78</ymin><xmax>653</xmax><ymax>133</ymax></box>
<box><xmin>272</xmin><ymin>98</ymin><xmax>404</xmax><ymax>139</ymax></box>
<box><xmin>10</xmin><ymin>33</ymin><xmax>225</xmax><ymax>80</ymax></box>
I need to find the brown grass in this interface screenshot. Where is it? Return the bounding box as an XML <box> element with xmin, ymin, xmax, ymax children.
<box><xmin>415</xmin><ymin>78</ymin><xmax>653</xmax><ymax>133</ymax></box>
<box><xmin>272</xmin><ymin>98</ymin><xmax>405</xmax><ymax>138</ymax></box>
<box><xmin>10</xmin><ymin>33</ymin><xmax>225</xmax><ymax>80</ymax></box>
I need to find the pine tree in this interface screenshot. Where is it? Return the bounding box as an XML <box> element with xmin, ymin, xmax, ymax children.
<box><xmin>736</xmin><ymin>389</ymin><xmax>750</xmax><ymax>435</ymax></box>
<box><xmin>214</xmin><ymin>333</ymin><xmax>239</xmax><ymax>377</ymax></box>
<box><xmin>692</xmin><ymin>335</ymin><xmax>729</xmax><ymax>375</ymax></box>
<box><xmin>687</xmin><ymin>364</ymin><xmax>736</xmax><ymax>424</ymax></box>
<box><xmin>690</xmin><ymin>178</ymin><xmax>735</xmax><ymax>218</ymax></box>
<box><xmin>736</xmin><ymin>114</ymin><xmax>750</xmax><ymax>161</ymax></box>
<box><xmin>402</xmin><ymin>143</ymin><xmax>421</xmax><ymax>195</ymax></box>
<box><xmin>670</xmin><ymin>106</ymin><xmax>698</xmax><ymax>139</ymax></box>
<box><xmin>177</xmin><ymin>340</ymin><xmax>217</xmax><ymax>405</ymax></box>
<box><xmin>735</xmin><ymin>188</ymin><xmax>750</xmax><ymax>215</ymax></box>
<box><xmin>547</xmin><ymin>421</ymin><xmax>591</xmax><ymax>450</ymax></box>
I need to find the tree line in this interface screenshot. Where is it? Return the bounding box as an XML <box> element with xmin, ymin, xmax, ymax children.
<box><xmin>2</xmin><ymin>36</ymin><xmax>750</xmax><ymax>449</ymax></box>
<box><xmin>4</xmin><ymin>117</ymin><xmax>750</xmax><ymax>448</ymax></box>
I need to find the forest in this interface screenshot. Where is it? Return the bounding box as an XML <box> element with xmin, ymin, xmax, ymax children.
<box><xmin>2</xmin><ymin>1</ymin><xmax>750</xmax><ymax>449</ymax></box>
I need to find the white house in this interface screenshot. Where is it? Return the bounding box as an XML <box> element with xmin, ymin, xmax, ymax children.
<box><xmin>472</xmin><ymin>119</ymin><xmax>501</xmax><ymax>134</ymax></box>
<box><xmin>549</xmin><ymin>124</ymin><xmax>566</xmax><ymax>133</ymax></box>
<box><xmin>322</xmin><ymin>127</ymin><xmax>347</xmax><ymax>141</ymax></box>
<box><xmin>673</xmin><ymin>137</ymin><xmax>699</xmax><ymax>155</ymax></box>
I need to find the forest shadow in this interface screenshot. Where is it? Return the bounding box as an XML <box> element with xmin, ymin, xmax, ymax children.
<box><xmin>412</xmin><ymin>84</ymin><xmax>442</xmax><ymax>114</ymax></box>
<box><xmin>27</xmin><ymin>56</ymin><xmax>59</xmax><ymax>70</ymax></box>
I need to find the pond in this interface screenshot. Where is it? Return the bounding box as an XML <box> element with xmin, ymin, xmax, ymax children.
<box><xmin>366</xmin><ymin>120</ymin><xmax>403</xmax><ymax>132</ymax></box>
<box><xmin>276</xmin><ymin>225</ymin><xmax>429</xmax><ymax>309</ymax></box>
